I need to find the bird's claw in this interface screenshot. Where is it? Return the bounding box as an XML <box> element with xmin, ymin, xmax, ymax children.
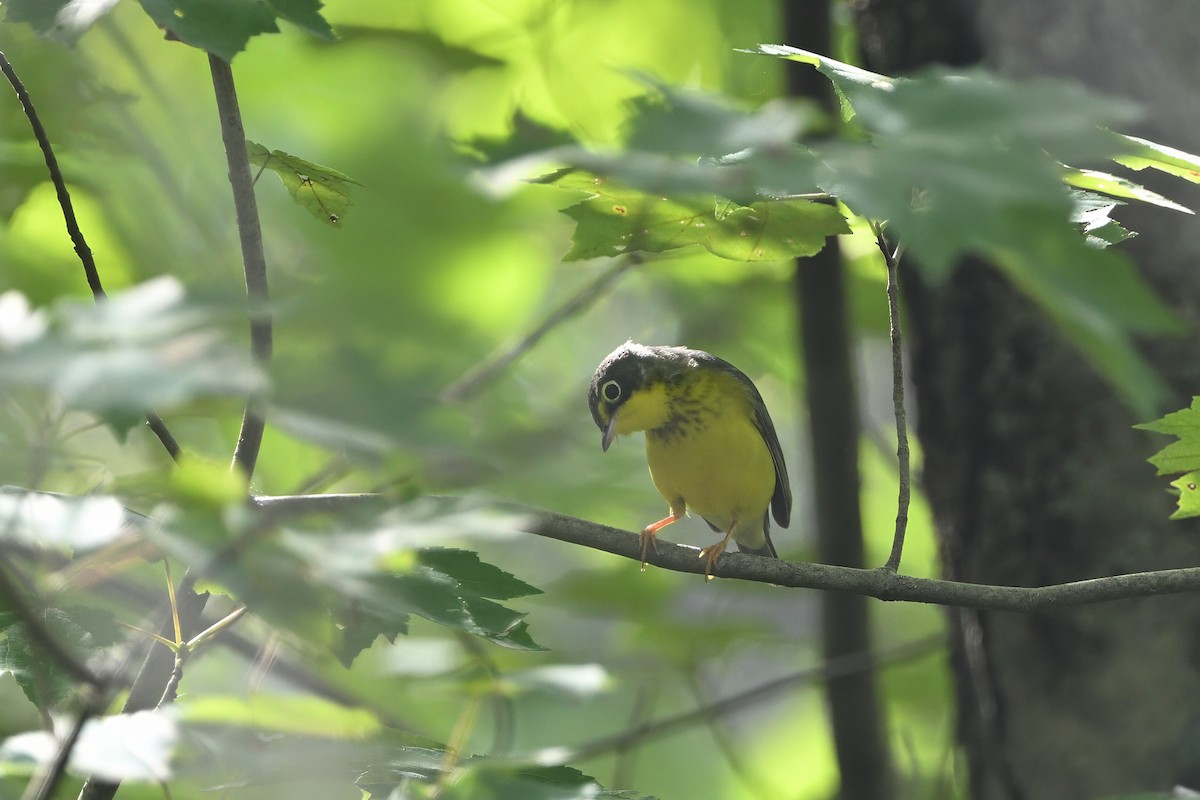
<box><xmin>698</xmin><ymin>541</ymin><xmax>727</xmax><ymax>582</ymax></box>
<box><xmin>638</xmin><ymin>527</ymin><xmax>660</xmax><ymax>572</ymax></box>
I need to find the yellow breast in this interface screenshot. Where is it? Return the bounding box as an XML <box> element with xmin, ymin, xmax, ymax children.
<box><xmin>642</xmin><ymin>369</ymin><xmax>776</xmax><ymax>548</ymax></box>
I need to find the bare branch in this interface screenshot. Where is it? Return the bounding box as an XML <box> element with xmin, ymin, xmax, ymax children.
<box><xmin>0</xmin><ymin>50</ymin><xmax>182</xmax><ymax>462</ymax></box>
<box><xmin>873</xmin><ymin>222</ymin><xmax>911</xmax><ymax>572</ymax></box>
<box><xmin>541</xmin><ymin>635</ymin><xmax>940</xmax><ymax>763</ymax></box>
<box><xmin>208</xmin><ymin>55</ymin><xmax>272</xmax><ymax>479</ymax></box>
<box><xmin>249</xmin><ymin>493</ymin><xmax>1200</xmax><ymax>612</ymax></box>
<box><xmin>441</xmin><ymin>254</ymin><xmax>642</xmax><ymax>402</ymax></box>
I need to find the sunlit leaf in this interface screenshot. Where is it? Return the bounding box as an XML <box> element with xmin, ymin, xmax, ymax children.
<box><xmin>1</xmin><ymin>0</ymin><xmax>119</xmax><ymax>43</ymax></box>
<box><xmin>0</xmin><ymin>710</ymin><xmax>176</xmax><ymax>782</ymax></box>
<box><xmin>0</xmin><ymin>291</ymin><xmax>48</xmax><ymax>349</ymax></box>
<box><xmin>0</xmin><ymin>488</ymin><xmax>127</xmax><ymax>552</ymax></box>
<box><xmin>506</xmin><ymin>664</ymin><xmax>612</xmax><ymax>698</ymax></box>
<box><xmin>135</xmin><ymin>0</ymin><xmax>333</xmax><ymax>61</ymax></box>
<box><xmin>1137</xmin><ymin>397</ymin><xmax>1200</xmax><ymax>476</ymax></box>
<box><xmin>742</xmin><ymin>44</ymin><xmax>894</xmax><ymax>118</ymax></box>
<box><xmin>1169</xmin><ymin>472</ymin><xmax>1200</xmax><ymax>520</ymax></box>
<box><xmin>1113</xmin><ymin>134</ymin><xmax>1200</xmax><ymax>184</ymax></box>
<box><xmin>1062</xmin><ymin>168</ymin><xmax>1191</xmax><ymax>214</ymax></box>
<box><xmin>556</xmin><ymin>174</ymin><xmax>846</xmax><ymax>262</ymax></box>
<box><xmin>179</xmin><ymin>694</ymin><xmax>380</xmax><ymax>738</ymax></box>
<box><xmin>248</xmin><ymin>141</ymin><xmax>360</xmax><ymax>226</ymax></box>
<box><xmin>1071</xmin><ymin>191</ymin><xmax>1134</xmax><ymax>248</ymax></box>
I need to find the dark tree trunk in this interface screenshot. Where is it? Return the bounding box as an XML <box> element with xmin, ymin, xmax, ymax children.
<box><xmin>785</xmin><ymin>2</ymin><xmax>895</xmax><ymax>797</ymax></box>
<box><xmin>854</xmin><ymin>1</ymin><xmax>1200</xmax><ymax>798</ymax></box>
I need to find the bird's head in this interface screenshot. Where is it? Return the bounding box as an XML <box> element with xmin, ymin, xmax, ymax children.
<box><xmin>588</xmin><ymin>342</ymin><xmax>677</xmax><ymax>451</ymax></box>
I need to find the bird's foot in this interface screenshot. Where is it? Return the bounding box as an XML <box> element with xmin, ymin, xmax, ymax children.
<box><xmin>698</xmin><ymin>539</ymin><xmax>729</xmax><ymax>582</ymax></box>
<box><xmin>638</xmin><ymin>527</ymin><xmax>660</xmax><ymax>572</ymax></box>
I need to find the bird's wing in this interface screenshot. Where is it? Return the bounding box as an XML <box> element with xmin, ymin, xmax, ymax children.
<box><xmin>690</xmin><ymin>351</ymin><xmax>793</xmax><ymax>529</ymax></box>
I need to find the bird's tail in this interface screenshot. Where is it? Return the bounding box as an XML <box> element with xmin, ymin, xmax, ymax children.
<box><xmin>734</xmin><ymin>528</ymin><xmax>778</xmax><ymax>558</ymax></box>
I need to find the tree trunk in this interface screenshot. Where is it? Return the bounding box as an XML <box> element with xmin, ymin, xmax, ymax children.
<box><xmin>854</xmin><ymin>1</ymin><xmax>1200</xmax><ymax>797</ymax></box>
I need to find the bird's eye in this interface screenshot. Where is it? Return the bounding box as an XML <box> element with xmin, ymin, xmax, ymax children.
<box><xmin>601</xmin><ymin>380</ymin><xmax>622</xmax><ymax>403</ymax></box>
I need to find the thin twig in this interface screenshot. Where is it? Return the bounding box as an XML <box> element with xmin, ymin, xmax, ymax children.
<box><xmin>441</xmin><ymin>254</ymin><xmax>643</xmax><ymax>403</ymax></box>
<box><xmin>0</xmin><ymin>50</ymin><xmax>183</xmax><ymax>462</ymax></box>
<box><xmin>208</xmin><ymin>54</ymin><xmax>272</xmax><ymax>479</ymax></box>
<box><xmin>873</xmin><ymin>222</ymin><xmax>911</xmax><ymax>573</ymax></box>
<box><xmin>0</xmin><ymin>51</ymin><xmax>103</xmax><ymax>298</ymax></box>
<box><xmin>540</xmin><ymin>635</ymin><xmax>941</xmax><ymax>763</ymax></box>
<box><xmin>684</xmin><ymin>669</ymin><xmax>776</xmax><ymax>799</ymax></box>
<box><xmin>248</xmin><ymin>493</ymin><xmax>1200</xmax><ymax>611</ymax></box>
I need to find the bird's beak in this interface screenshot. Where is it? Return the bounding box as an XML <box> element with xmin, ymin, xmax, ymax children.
<box><xmin>601</xmin><ymin>416</ymin><xmax>618</xmax><ymax>452</ymax></box>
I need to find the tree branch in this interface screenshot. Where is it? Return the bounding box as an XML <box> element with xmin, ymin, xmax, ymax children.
<box><xmin>441</xmin><ymin>254</ymin><xmax>642</xmax><ymax>402</ymax></box>
<box><xmin>208</xmin><ymin>54</ymin><xmax>272</xmax><ymax>479</ymax></box>
<box><xmin>249</xmin><ymin>493</ymin><xmax>1200</xmax><ymax>611</ymax></box>
<box><xmin>537</xmin><ymin>634</ymin><xmax>940</xmax><ymax>764</ymax></box>
<box><xmin>0</xmin><ymin>50</ymin><xmax>182</xmax><ymax>462</ymax></box>
<box><xmin>873</xmin><ymin>222</ymin><xmax>911</xmax><ymax>572</ymax></box>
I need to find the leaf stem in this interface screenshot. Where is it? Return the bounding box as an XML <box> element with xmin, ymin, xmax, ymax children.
<box><xmin>208</xmin><ymin>54</ymin><xmax>272</xmax><ymax>479</ymax></box>
<box><xmin>873</xmin><ymin>222</ymin><xmax>911</xmax><ymax>573</ymax></box>
<box><xmin>441</xmin><ymin>253</ymin><xmax>643</xmax><ymax>402</ymax></box>
<box><xmin>0</xmin><ymin>50</ymin><xmax>182</xmax><ymax>462</ymax></box>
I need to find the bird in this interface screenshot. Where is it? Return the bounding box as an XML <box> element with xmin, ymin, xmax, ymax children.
<box><xmin>588</xmin><ymin>342</ymin><xmax>791</xmax><ymax>580</ymax></box>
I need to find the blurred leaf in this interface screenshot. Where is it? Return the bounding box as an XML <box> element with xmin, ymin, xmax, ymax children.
<box><xmin>1</xmin><ymin>0</ymin><xmax>119</xmax><ymax>43</ymax></box>
<box><xmin>170</xmin><ymin>457</ymin><xmax>250</xmax><ymax>509</ymax></box>
<box><xmin>1114</xmin><ymin>134</ymin><xmax>1200</xmax><ymax>184</ymax></box>
<box><xmin>0</xmin><ymin>291</ymin><xmax>48</xmax><ymax>349</ymax></box>
<box><xmin>179</xmin><ymin>694</ymin><xmax>380</xmax><ymax>738</ymax></box>
<box><xmin>0</xmin><ymin>606</ymin><xmax>120</xmax><ymax>710</ymax></box>
<box><xmin>0</xmin><ymin>279</ymin><xmax>265</xmax><ymax>431</ymax></box>
<box><xmin>815</xmin><ymin>68</ymin><xmax>1137</xmax><ymax>276</ymax></box>
<box><xmin>248</xmin><ymin>141</ymin><xmax>361</xmax><ymax>226</ymax></box>
<box><xmin>0</xmin><ymin>488</ymin><xmax>127</xmax><ymax>552</ymax></box>
<box><xmin>991</xmin><ymin>219</ymin><xmax>1175</xmax><ymax>418</ymax></box>
<box><xmin>361</xmin><ymin>756</ymin><xmax>656</xmax><ymax>800</ymax></box>
<box><xmin>377</xmin><ymin>637</ymin><xmax>463</xmax><ymax>676</ymax></box>
<box><xmin>333</xmin><ymin>26</ymin><xmax>505</xmax><ymax>71</ymax></box>
<box><xmin>625</xmin><ymin>76</ymin><xmax>817</xmax><ymax>156</ymax></box>
<box><xmin>147</xmin><ymin>500</ymin><xmax>543</xmax><ymax>666</ymax></box>
<box><xmin>505</xmin><ymin>664</ymin><xmax>612</xmax><ymax>698</ymax></box>
<box><xmin>266</xmin><ymin>406</ymin><xmax>395</xmax><ymax>458</ymax></box>
<box><xmin>135</xmin><ymin>0</ymin><xmax>333</xmax><ymax>61</ymax></box>
<box><xmin>1063</xmin><ymin>168</ymin><xmax>1191</xmax><ymax>214</ymax></box>
<box><xmin>742</xmin><ymin>44</ymin><xmax>894</xmax><ymax>118</ymax></box>
<box><xmin>556</xmin><ymin>174</ymin><xmax>846</xmax><ymax>262</ymax></box>
<box><xmin>0</xmin><ymin>710</ymin><xmax>176</xmax><ymax>782</ymax></box>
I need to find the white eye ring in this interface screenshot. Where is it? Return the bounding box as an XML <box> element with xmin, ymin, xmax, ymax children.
<box><xmin>601</xmin><ymin>380</ymin><xmax>622</xmax><ymax>403</ymax></box>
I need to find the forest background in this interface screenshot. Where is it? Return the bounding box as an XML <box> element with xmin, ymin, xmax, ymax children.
<box><xmin>2</xmin><ymin>1</ymin><xmax>1200</xmax><ymax>799</ymax></box>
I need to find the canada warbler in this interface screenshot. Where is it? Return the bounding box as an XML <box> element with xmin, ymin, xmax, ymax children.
<box><xmin>588</xmin><ymin>342</ymin><xmax>791</xmax><ymax>579</ymax></box>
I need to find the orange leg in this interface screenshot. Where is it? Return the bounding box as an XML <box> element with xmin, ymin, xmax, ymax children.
<box><xmin>698</xmin><ymin>524</ymin><xmax>735</xmax><ymax>582</ymax></box>
<box><xmin>639</xmin><ymin>513</ymin><xmax>681</xmax><ymax>572</ymax></box>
